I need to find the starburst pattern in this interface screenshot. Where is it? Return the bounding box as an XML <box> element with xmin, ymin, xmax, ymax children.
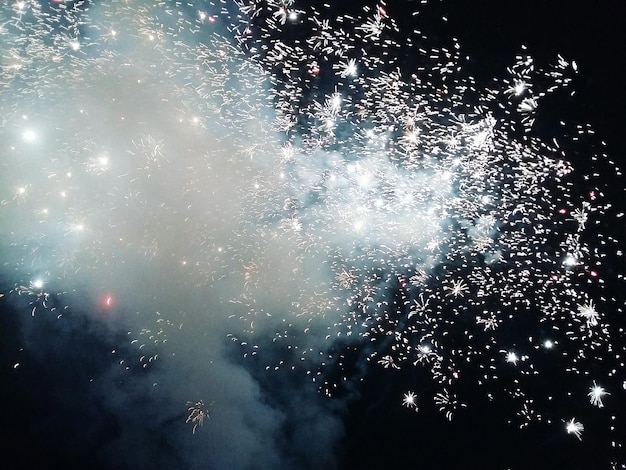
<box><xmin>588</xmin><ymin>381</ymin><xmax>609</xmax><ymax>408</ymax></box>
<box><xmin>565</xmin><ymin>418</ymin><xmax>584</xmax><ymax>441</ymax></box>
<box><xmin>402</xmin><ymin>391</ymin><xmax>418</xmax><ymax>411</ymax></box>
<box><xmin>186</xmin><ymin>400</ymin><xmax>209</xmax><ymax>434</ymax></box>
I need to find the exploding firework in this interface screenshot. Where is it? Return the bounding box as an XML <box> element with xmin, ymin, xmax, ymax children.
<box><xmin>186</xmin><ymin>400</ymin><xmax>210</xmax><ymax>434</ymax></box>
<box><xmin>0</xmin><ymin>0</ymin><xmax>624</xmax><ymax>467</ymax></box>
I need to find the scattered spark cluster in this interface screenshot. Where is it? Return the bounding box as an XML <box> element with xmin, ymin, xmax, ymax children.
<box><xmin>0</xmin><ymin>0</ymin><xmax>624</xmax><ymax>462</ymax></box>
<box><xmin>186</xmin><ymin>400</ymin><xmax>210</xmax><ymax>434</ymax></box>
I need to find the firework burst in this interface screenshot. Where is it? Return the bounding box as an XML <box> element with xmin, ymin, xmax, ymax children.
<box><xmin>1</xmin><ymin>0</ymin><xmax>624</xmax><ymax>467</ymax></box>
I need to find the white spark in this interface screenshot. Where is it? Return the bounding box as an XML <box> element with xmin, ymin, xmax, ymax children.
<box><xmin>588</xmin><ymin>381</ymin><xmax>609</xmax><ymax>408</ymax></box>
<box><xmin>565</xmin><ymin>418</ymin><xmax>584</xmax><ymax>440</ymax></box>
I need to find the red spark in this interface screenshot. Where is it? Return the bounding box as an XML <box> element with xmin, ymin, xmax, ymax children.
<box><xmin>102</xmin><ymin>294</ymin><xmax>114</xmax><ymax>308</ymax></box>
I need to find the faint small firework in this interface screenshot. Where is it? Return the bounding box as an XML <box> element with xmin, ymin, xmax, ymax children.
<box><xmin>186</xmin><ymin>400</ymin><xmax>209</xmax><ymax>434</ymax></box>
<box><xmin>577</xmin><ymin>300</ymin><xmax>600</xmax><ymax>327</ymax></box>
<box><xmin>129</xmin><ymin>134</ymin><xmax>166</xmax><ymax>168</ymax></box>
<box><xmin>444</xmin><ymin>279</ymin><xmax>469</xmax><ymax>298</ymax></box>
<box><xmin>409</xmin><ymin>294</ymin><xmax>429</xmax><ymax>319</ymax></box>
<box><xmin>13</xmin><ymin>279</ymin><xmax>50</xmax><ymax>316</ymax></box>
<box><xmin>378</xmin><ymin>355</ymin><xmax>400</xmax><ymax>369</ymax></box>
<box><xmin>335</xmin><ymin>268</ymin><xmax>358</xmax><ymax>289</ymax></box>
<box><xmin>476</xmin><ymin>312</ymin><xmax>499</xmax><ymax>331</ymax></box>
<box><xmin>434</xmin><ymin>389</ymin><xmax>466</xmax><ymax>421</ymax></box>
<box><xmin>517</xmin><ymin>400</ymin><xmax>542</xmax><ymax>429</ymax></box>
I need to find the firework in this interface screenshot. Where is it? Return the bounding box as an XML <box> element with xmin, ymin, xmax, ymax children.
<box><xmin>186</xmin><ymin>400</ymin><xmax>209</xmax><ymax>434</ymax></box>
<box><xmin>0</xmin><ymin>0</ymin><xmax>623</xmax><ymax>465</ymax></box>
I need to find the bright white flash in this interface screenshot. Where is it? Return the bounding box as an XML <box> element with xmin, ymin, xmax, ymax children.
<box><xmin>506</xmin><ymin>352</ymin><xmax>519</xmax><ymax>365</ymax></box>
<box><xmin>588</xmin><ymin>381</ymin><xmax>609</xmax><ymax>408</ymax></box>
<box><xmin>565</xmin><ymin>418</ymin><xmax>584</xmax><ymax>440</ymax></box>
<box><xmin>22</xmin><ymin>129</ymin><xmax>37</xmax><ymax>142</ymax></box>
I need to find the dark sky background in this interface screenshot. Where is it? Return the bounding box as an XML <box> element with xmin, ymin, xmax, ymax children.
<box><xmin>1</xmin><ymin>1</ymin><xmax>625</xmax><ymax>469</ymax></box>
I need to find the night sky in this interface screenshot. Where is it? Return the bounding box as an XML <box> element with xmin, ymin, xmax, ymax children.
<box><xmin>1</xmin><ymin>1</ymin><xmax>625</xmax><ymax>469</ymax></box>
